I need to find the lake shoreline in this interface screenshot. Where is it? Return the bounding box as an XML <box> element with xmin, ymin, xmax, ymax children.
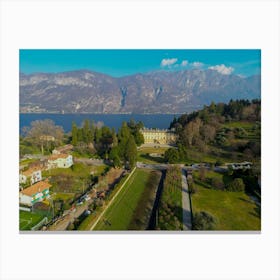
<box><xmin>20</xmin><ymin>113</ymin><xmax>182</xmax><ymax>133</ymax></box>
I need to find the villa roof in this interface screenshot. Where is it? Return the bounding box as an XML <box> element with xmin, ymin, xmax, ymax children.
<box><xmin>48</xmin><ymin>154</ymin><xmax>70</xmax><ymax>161</ymax></box>
<box><xmin>21</xmin><ymin>180</ymin><xmax>51</xmax><ymax>196</ymax></box>
<box><xmin>53</xmin><ymin>144</ymin><xmax>73</xmax><ymax>152</ymax></box>
<box><xmin>140</xmin><ymin>128</ymin><xmax>175</xmax><ymax>133</ymax></box>
<box><xmin>21</xmin><ymin>167</ymin><xmax>41</xmax><ymax>177</ymax></box>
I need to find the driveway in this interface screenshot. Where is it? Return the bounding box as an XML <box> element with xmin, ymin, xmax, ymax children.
<box><xmin>181</xmin><ymin>168</ymin><xmax>192</xmax><ymax>230</ymax></box>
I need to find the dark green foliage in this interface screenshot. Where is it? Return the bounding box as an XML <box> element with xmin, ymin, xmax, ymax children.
<box><xmin>187</xmin><ymin>176</ymin><xmax>197</xmax><ymax>194</ymax></box>
<box><xmin>226</xmin><ymin>178</ymin><xmax>245</xmax><ymax>192</ymax></box>
<box><xmin>158</xmin><ymin>166</ymin><xmax>183</xmax><ymax>230</ymax></box>
<box><xmin>164</xmin><ymin>148</ymin><xmax>179</xmax><ymax>163</ymax></box>
<box><xmin>211</xmin><ymin>177</ymin><xmax>225</xmax><ymax>190</ymax></box>
<box><xmin>127</xmin><ymin>119</ymin><xmax>144</xmax><ymax>146</ymax></box>
<box><xmin>125</xmin><ymin>135</ymin><xmax>137</xmax><ymax>169</ymax></box>
<box><xmin>171</xmin><ymin>99</ymin><xmax>261</xmax><ymax>151</ymax></box>
<box><xmin>128</xmin><ymin>171</ymin><xmax>161</xmax><ymax>230</ymax></box>
<box><xmin>192</xmin><ymin>211</ymin><xmax>216</xmax><ymax>230</ymax></box>
<box><xmin>71</xmin><ymin>122</ymin><xmax>78</xmax><ymax>145</ymax></box>
<box><xmin>109</xmin><ymin>146</ymin><xmax>121</xmax><ymax>168</ymax></box>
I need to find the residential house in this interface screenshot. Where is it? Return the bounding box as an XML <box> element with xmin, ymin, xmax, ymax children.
<box><xmin>19</xmin><ymin>168</ymin><xmax>42</xmax><ymax>185</ymax></box>
<box><xmin>19</xmin><ymin>180</ymin><xmax>52</xmax><ymax>206</ymax></box>
<box><xmin>47</xmin><ymin>154</ymin><xmax>73</xmax><ymax>169</ymax></box>
<box><xmin>52</xmin><ymin>144</ymin><xmax>73</xmax><ymax>155</ymax></box>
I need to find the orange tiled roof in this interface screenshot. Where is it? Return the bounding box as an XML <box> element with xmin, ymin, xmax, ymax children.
<box><xmin>54</xmin><ymin>144</ymin><xmax>73</xmax><ymax>152</ymax></box>
<box><xmin>21</xmin><ymin>167</ymin><xmax>41</xmax><ymax>177</ymax></box>
<box><xmin>48</xmin><ymin>153</ymin><xmax>70</xmax><ymax>161</ymax></box>
<box><xmin>21</xmin><ymin>180</ymin><xmax>51</xmax><ymax>196</ymax></box>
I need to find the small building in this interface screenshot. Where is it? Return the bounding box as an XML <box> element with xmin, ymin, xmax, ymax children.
<box><xmin>140</xmin><ymin>128</ymin><xmax>177</xmax><ymax>145</ymax></box>
<box><xmin>52</xmin><ymin>144</ymin><xmax>73</xmax><ymax>155</ymax></box>
<box><xmin>29</xmin><ymin>159</ymin><xmax>48</xmax><ymax>171</ymax></box>
<box><xmin>39</xmin><ymin>135</ymin><xmax>55</xmax><ymax>141</ymax></box>
<box><xmin>19</xmin><ymin>168</ymin><xmax>42</xmax><ymax>185</ymax></box>
<box><xmin>47</xmin><ymin>154</ymin><xmax>73</xmax><ymax>169</ymax></box>
<box><xmin>19</xmin><ymin>180</ymin><xmax>52</xmax><ymax>206</ymax></box>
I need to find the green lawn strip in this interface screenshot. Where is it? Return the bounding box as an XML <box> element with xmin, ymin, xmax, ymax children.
<box><xmin>157</xmin><ymin>166</ymin><xmax>183</xmax><ymax>230</ymax></box>
<box><xmin>128</xmin><ymin>170</ymin><xmax>161</xmax><ymax>230</ymax></box>
<box><xmin>78</xmin><ymin>172</ymin><xmax>131</xmax><ymax>230</ymax></box>
<box><xmin>137</xmin><ymin>147</ymin><xmax>168</xmax><ymax>164</ymax></box>
<box><xmin>19</xmin><ymin>211</ymin><xmax>46</xmax><ymax>230</ymax></box>
<box><xmin>94</xmin><ymin>169</ymin><xmax>152</xmax><ymax>230</ymax></box>
<box><xmin>191</xmin><ymin>184</ymin><xmax>261</xmax><ymax>230</ymax></box>
<box><xmin>137</xmin><ymin>153</ymin><xmax>164</xmax><ymax>164</ymax></box>
<box><xmin>138</xmin><ymin>147</ymin><xmax>169</xmax><ymax>154</ymax></box>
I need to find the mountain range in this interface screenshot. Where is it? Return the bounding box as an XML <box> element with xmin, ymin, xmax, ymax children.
<box><xmin>20</xmin><ymin>69</ymin><xmax>261</xmax><ymax>114</ymax></box>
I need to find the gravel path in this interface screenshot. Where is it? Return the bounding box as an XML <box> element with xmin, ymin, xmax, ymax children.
<box><xmin>181</xmin><ymin>169</ymin><xmax>192</xmax><ymax>230</ymax></box>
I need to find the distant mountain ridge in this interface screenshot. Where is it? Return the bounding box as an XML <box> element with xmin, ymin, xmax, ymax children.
<box><xmin>20</xmin><ymin>69</ymin><xmax>261</xmax><ymax>114</ymax></box>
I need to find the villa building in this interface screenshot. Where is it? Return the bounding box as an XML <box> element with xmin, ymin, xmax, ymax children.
<box><xmin>140</xmin><ymin>128</ymin><xmax>177</xmax><ymax>145</ymax></box>
<box><xmin>47</xmin><ymin>154</ymin><xmax>73</xmax><ymax>169</ymax></box>
<box><xmin>19</xmin><ymin>168</ymin><xmax>42</xmax><ymax>185</ymax></box>
<box><xmin>19</xmin><ymin>180</ymin><xmax>51</xmax><ymax>206</ymax></box>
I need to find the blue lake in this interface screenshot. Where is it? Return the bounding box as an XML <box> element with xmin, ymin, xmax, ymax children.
<box><xmin>20</xmin><ymin>114</ymin><xmax>181</xmax><ymax>133</ymax></box>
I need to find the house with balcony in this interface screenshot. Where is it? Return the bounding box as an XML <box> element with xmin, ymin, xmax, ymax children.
<box><xmin>19</xmin><ymin>168</ymin><xmax>42</xmax><ymax>185</ymax></box>
<box><xmin>19</xmin><ymin>180</ymin><xmax>52</xmax><ymax>206</ymax></box>
<box><xmin>47</xmin><ymin>154</ymin><xmax>73</xmax><ymax>169</ymax></box>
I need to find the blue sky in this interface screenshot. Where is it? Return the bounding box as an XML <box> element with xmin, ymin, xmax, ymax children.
<box><xmin>20</xmin><ymin>49</ymin><xmax>261</xmax><ymax>77</ymax></box>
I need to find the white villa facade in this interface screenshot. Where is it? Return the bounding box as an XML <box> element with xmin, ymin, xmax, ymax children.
<box><xmin>140</xmin><ymin>128</ymin><xmax>177</xmax><ymax>145</ymax></box>
<box><xmin>19</xmin><ymin>168</ymin><xmax>42</xmax><ymax>185</ymax></box>
<box><xmin>47</xmin><ymin>154</ymin><xmax>73</xmax><ymax>169</ymax></box>
<box><xmin>19</xmin><ymin>180</ymin><xmax>51</xmax><ymax>206</ymax></box>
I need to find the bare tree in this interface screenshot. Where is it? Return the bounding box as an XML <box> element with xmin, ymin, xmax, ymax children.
<box><xmin>25</xmin><ymin>119</ymin><xmax>64</xmax><ymax>154</ymax></box>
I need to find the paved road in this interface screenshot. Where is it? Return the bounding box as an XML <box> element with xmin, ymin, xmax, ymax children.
<box><xmin>136</xmin><ymin>162</ymin><xmax>168</xmax><ymax>170</ymax></box>
<box><xmin>181</xmin><ymin>169</ymin><xmax>192</xmax><ymax>230</ymax></box>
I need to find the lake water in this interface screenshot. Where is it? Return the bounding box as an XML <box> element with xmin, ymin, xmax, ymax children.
<box><xmin>20</xmin><ymin>114</ymin><xmax>181</xmax><ymax>133</ymax></box>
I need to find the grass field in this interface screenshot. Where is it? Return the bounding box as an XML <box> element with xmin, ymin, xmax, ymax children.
<box><xmin>191</xmin><ymin>178</ymin><xmax>261</xmax><ymax>230</ymax></box>
<box><xmin>19</xmin><ymin>211</ymin><xmax>46</xmax><ymax>230</ymax></box>
<box><xmin>94</xmin><ymin>168</ymin><xmax>156</xmax><ymax>230</ymax></box>
<box><xmin>137</xmin><ymin>146</ymin><xmax>169</xmax><ymax>164</ymax></box>
<box><xmin>222</xmin><ymin>121</ymin><xmax>254</xmax><ymax>129</ymax></box>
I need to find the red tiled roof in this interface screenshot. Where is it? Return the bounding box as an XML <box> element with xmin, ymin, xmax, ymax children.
<box><xmin>48</xmin><ymin>154</ymin><xmax>71</xmax><ymax>161</ymax></box>
<box><xmin>21</xmin><ymin>181</ymin><xmax>52</xmax><ymax>196</ymax></box>
<box><xmin>21</xmin><ymin>167</ymin><xmax>41</xmax><ymax>177</ymax></box>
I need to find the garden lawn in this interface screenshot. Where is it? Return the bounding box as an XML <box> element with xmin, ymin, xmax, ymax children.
<box><xmin>191</xmin><ymin>183</ymin><xmax>261</xmax><ymax>230</ymax></box>
<box><xmin>137</xmin><ymin>146</ymin><xmax>168</xmax><ymax>164</ymax></box>
<box><xmin>222</xmin><ymin>121</ymin><xmax>254</xmax><ymax>129</ymax></box>
<box><xmin>94</xmin><ymin>168</ymin><xmax>154</xmax><ymax>230</ymax></box>
<box><xmin>19</xmin><ymin>211</ymin><xmax>46</xmax><ymax>230</ymax></box>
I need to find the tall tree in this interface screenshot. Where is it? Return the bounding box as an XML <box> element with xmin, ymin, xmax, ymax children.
<box><xmin>71</xmin><ymin>122</ymin><xmax>78</xmax><ymax>146</ymax></box>
<box><xmin>26</xmin><ymin>119</ymin><xmax>64</xmax><ymax>154</ymax></box>
<box><xmin>125</xmin><ymin>135</ymin><xmax>137</xmax><ymax>169</ymax></box>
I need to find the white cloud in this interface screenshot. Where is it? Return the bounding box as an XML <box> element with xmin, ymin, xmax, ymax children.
<box><xmin>192</xmin><ymin>61</ymin><xmax>204</xmax><ymax>68</ymax></box>
<box><xmin>160</xmin><ymin>58</ymin><xmax>178</xmax><ymax>67</ymax></box>
<box><xmin>181</xmin><ymin>60</ymin><xmax>188</xmax><ymax>67</ymax></box>
<box><xmin>208</xmin><ymin>64</ymin><xmax>234</xmax><ymax>75</ymax></box>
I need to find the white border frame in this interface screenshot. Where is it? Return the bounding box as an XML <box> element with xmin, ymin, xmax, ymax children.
<box><xmin>1</xmin><ymin>1</ymin><xmax>280</xmax><ymax>280</ymax></box>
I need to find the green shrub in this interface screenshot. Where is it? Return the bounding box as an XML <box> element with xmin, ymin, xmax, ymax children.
<box><xmin>192</xmin><ymin>211</ymin><xmax>216</xmax><ymax>230</ymax></box>
<box><xmin>211</xmin><ymin>177</ymin><xmax>225</xmax><ymax>190</ymax></box>
<box><xmin>226</xmin><ymin>178</ymin><xmax>245</xmax><ymax>192</ymax></box>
